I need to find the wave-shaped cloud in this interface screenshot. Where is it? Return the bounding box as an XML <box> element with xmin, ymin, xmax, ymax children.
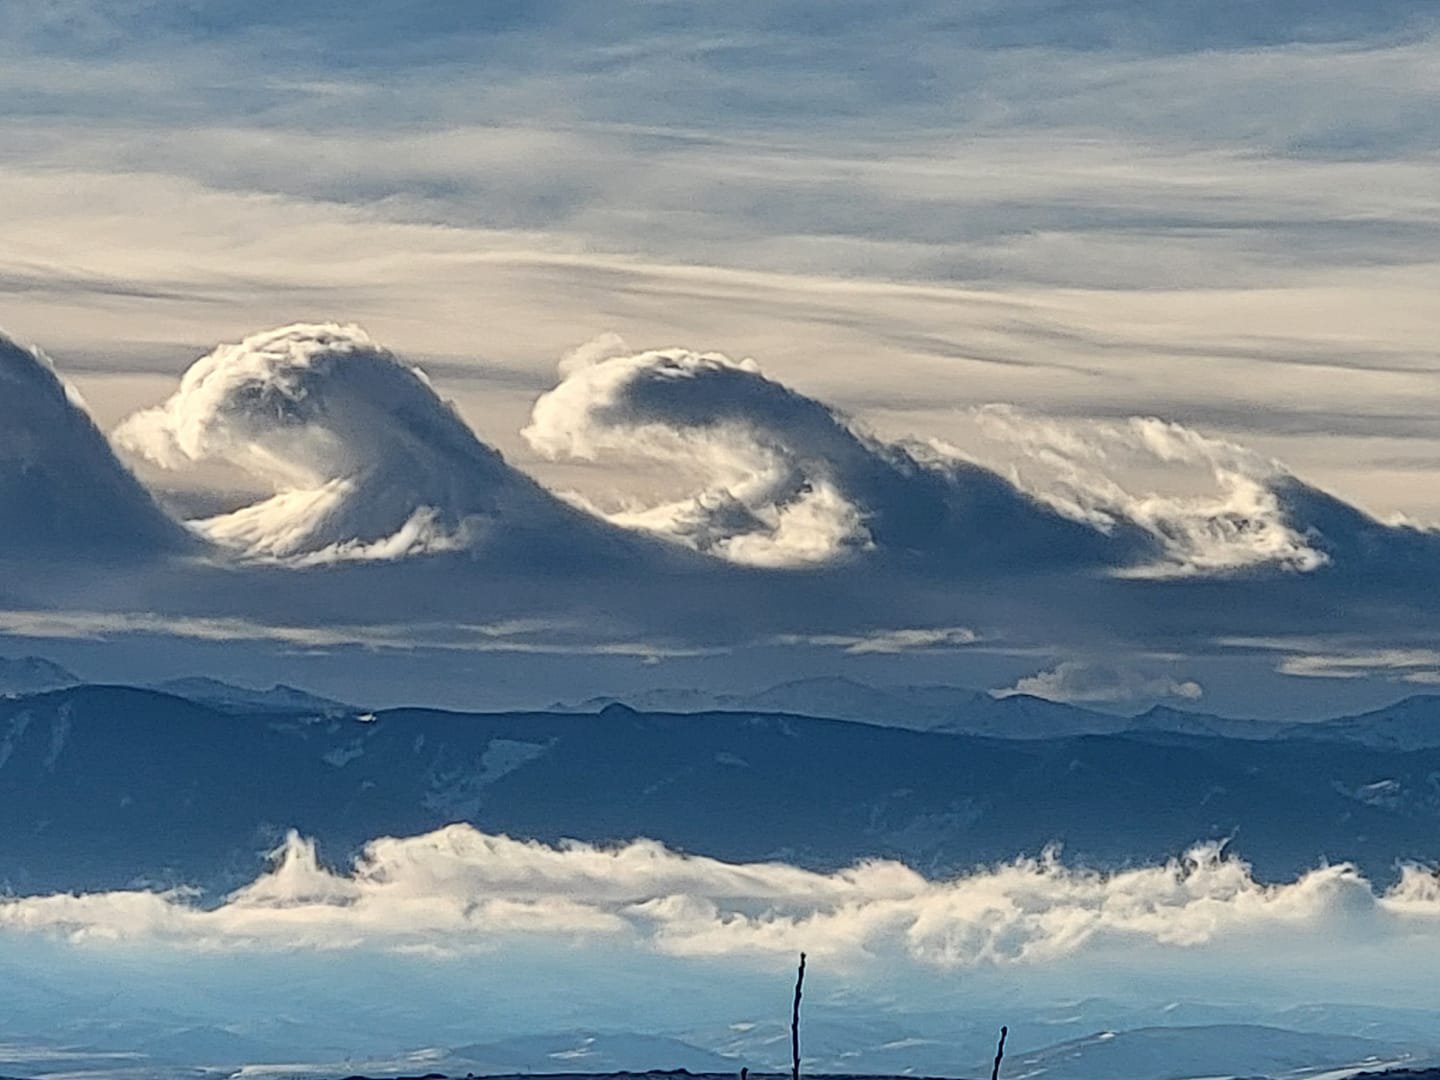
<box><xmin>521</xmin><ymin>340</ymin><xmax>1422</xmax><ymax>581</ymax></box>
<box><xmin>96</xmin><ymin>324</ymin><xmax>1432</xmax><ymax>590</ymax></box>
<box><xmin>6</xmin><ymin>824</ymin><xmax>1440</xmax><ymax>975</ymax></box>
<box><xmin>974</xmin><ymin>407</ymin><xmax>1330</xmax><ymax>577</ymax></box>
<box><xmin>0</xmin><ymin>331</ymin><xmax>193</xmax><ymax>560</ymax></box>
<box><xmin>5</xmin><ymin>321</ymin><xmax>1440</xmax><ymax>687</ymax></box>
<box><xmin>115</xmin><ymin>324</ymin><xmax>580</xmax><ymax>564</ymax></box>
<box><xmin>525</xmin><ymin>342</ymin><xmax>1134</xmax><ymax>570</ymax></box>
<box><xmin>522</xmin><ymin>340</ymin><xmax>1440</xmax><ymax>597</ymax></box>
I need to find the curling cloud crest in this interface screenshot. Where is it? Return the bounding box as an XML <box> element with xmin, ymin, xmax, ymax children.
<box><xmin>93</xmin><ymin>326</ymin><xmax>1373</xmax><ymax>585</ymax></box>
<box><xmin>525</xmin><ymin>344</ymin><xmax>1125</xmax><ymax>571</ymax></box>
<box><xmin>116</xmin><ymin>324</ymin><xmax>567</xmax><ymax>563</ymax></box>
<box><xmin>974</xmin><ymin>407</ymin><xmax>1327</xmax><ymax>577</ymax></box>
<box><xmin>7</xmin><ymin>824</ymin><xmax>1440</xmax><ymax>972</ymax></box>
<box><xmin>526</xmin><ymin>346</ymin><xmax>871</xmax><ymax>567</ymax></box>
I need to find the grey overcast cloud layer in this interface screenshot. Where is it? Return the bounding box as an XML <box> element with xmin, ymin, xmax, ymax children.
<box><xmin>2</xmin><ymin>0</ymin><xmax>1440</xmax><ymax>714</ymax></box>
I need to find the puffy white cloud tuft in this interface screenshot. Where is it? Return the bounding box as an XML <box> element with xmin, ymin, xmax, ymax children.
<box><xmin>997</xmin><ymin>660</ymin><xmax>1204</xmax><ymax>704</ymax></box>
<box><xmin>116</xmin><ymin>324</ymin><xmax>567</xmax><ymax>563</ymax></box>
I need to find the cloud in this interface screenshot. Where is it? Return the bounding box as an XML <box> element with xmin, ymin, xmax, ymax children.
<box><xmin>1273</xmin><ymin>647</ymin><xmax>1440</xmax><ymax>684</ymax></box>
<box><xmin>8</xmin><ymin>321</ymin><xmax>1440</xmax><ymax>706</ymax></box>
<box><xmin>115</xmin><ymin>324</ymin><xmax>587</xmax><ymax>564</ymax></box>
<box><xmin>997</xmin><ymin>661</ymin><xmax>1203</xmax><ymax>705</ymax></box>
<box><xmin>523</xmin><ymin>343</ymin><xmax>1440</xmax><ymax>588</ymax></box>
<box><xmin>775</xmin><ymin>626</ymin><xmax>980</xmax><ymax>655</ymax></box>
<box><xmin>973</xmin><ymin>407</ymin><xmax>1329</xmax><ymax>578</ymax></box>
<box><xmin>6</xmin><ymin>823</ymin><xmax>1440</xmax><ymax>980</ymax></box>
<box><xmin>525</xmin><ymin>344</ymin><xmax>1133</xmax><ymax>570</ymax></box>
<box><xmin>0</xmin><ymin>608</ymin><xmax>720</xmax><ymax>659</ymax></box>
<box><xmin>104</xmin><ymin>322</ymin><xmax>1438</xmax><ymax>593</ymax></box>
<box><xmin>0</xmin><ymin>330</ymin><xmax>192</xmax><ymax>560</ymax></box>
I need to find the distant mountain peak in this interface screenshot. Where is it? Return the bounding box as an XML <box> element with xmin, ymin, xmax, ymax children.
<box><xmin>599</xmin><ymin>701</ymin><xmax>642</xmax><ymax>719</ymax></box>
<box><xmin>151</xmin><ymin>676</ymin><xmax>354</xmax><ymax>715</ymax></box>
<box><xmin>0</xmin><ymin>655</ymin><xmax>79</xmax><ymax>696</ymax></box>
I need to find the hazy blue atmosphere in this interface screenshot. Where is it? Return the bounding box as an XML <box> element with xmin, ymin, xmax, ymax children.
<box><xmin>3</xmin><ymin>2</ymin><xmax>1440</xmax><ymax>1079</ymax></box>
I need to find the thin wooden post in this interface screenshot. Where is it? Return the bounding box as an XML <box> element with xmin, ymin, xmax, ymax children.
<box><xmin>791</xmin><ymin>952</ymin><xmax>806</xmax><ymax>1080</ymax></box>
<box><xmin>991</xmin><ymin>1025</ymin><xmax>1008</xmax><ymax>1080</ymax></box>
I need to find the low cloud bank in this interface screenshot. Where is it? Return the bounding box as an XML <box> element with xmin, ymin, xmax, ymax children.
<box><xmin>7</xmin><ymin>823</ymin><xmax>1440</xmax><ymax>975</ymax></box>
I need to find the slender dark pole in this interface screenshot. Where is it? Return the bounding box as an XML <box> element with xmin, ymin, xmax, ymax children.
<box><xmin>990</xmin><ymin>1025</ymin><xmax>1008</xmax><ymax>1080</ymax></box>
<box><xmin>791</xmin><ymin>952</ymin><xmax>807</xmax><ymax>1080</ymax></box>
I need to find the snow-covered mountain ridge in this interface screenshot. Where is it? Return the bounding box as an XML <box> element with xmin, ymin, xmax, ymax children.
<box><xmin>6</xmin><ymin>683</ymin><xmax>1440</xmax><ymax>892</ymax></box>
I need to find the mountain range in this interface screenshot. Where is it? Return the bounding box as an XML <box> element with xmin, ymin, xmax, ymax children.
<box><xmin>149</xmin><ymin>676</ymin><xmax>353</xmax><ymax>715</ymax></box>
<box><xmin>554</xmin><ymin>675</ymin><xmax>1440</xmax><ymax>746</ymax></box>
<box><xmin>0</xmin><ymin>656</ymin><xmax>78</xmax><ymax>697</ymax></box>
<box><xmin>4</xmin><ymin>672</ymin><xmax>1440</xmax><ymax>1080</ymax></box>
<box><xmin>7</xmin><ymin>680</ymin><xmax>1440</xmax><ymax>891</ymax></box>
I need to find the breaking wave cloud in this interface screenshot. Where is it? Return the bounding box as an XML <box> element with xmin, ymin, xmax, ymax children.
<box><xmin>114</xmin><ymin>324</ymin><xmax>573</xmax><ymax>564</ymax></box>
<box><xmin>524</xmin><ymin>341</ymin><xmax>1330</xmax><ymax>575</ymax></box>
<box><xmin>0</xmin><ymin>319</ymin><xmax>1431</xmax><ymax>587</ymax></box>
<box><xmin>49</xmin><ymin>320</ymin><xmax>1395</xmax><ymax>577</ymax></box>
<box><xmin>7</xmin><ymin>320</ymin><xmax>1440</xmax><ymax>674</ymax></box>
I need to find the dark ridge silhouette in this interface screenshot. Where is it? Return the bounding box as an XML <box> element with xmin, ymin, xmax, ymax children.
<box><xmin>13</xmin><ymin>685</ymin><xmax>1440</xmax><ymax>892</ymax></box>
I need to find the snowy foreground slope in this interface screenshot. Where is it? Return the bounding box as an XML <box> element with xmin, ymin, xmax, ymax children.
<box><xmin>0</xmin><ymin>1024</ymin><xmax>1432</xmax><ymax>1080</ymax></box>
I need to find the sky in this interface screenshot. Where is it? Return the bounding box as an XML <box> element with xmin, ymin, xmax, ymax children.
<box><xmin>9</xmin><ymin>5</ymin><xmax>1440</xmax><ymax>1072</ymax></box>
<box><xmin>3</xmin><ymin>1</ymin><xmax>1440</xmax><ymax>715</ymax></box>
